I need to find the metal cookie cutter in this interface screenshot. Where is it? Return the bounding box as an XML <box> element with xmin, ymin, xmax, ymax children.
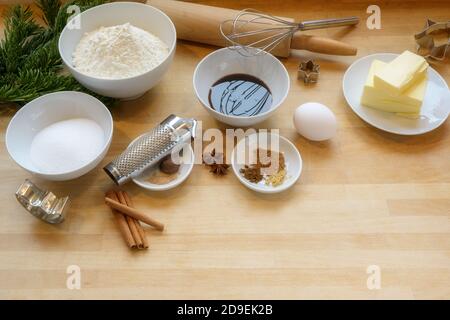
<box><xmin>15</xmin><ymin>180</ymin><xmax>69</xmax><ymax>224</ymax></box>
<box><xmin>415</xmin><ymin>19</ymin><xmax>450</xmax><ymax>61</ymax></box>
<box><xmin>298</xmin><ymin>60</ymin><xmax>320</xmax><ymax>84</ymax></box>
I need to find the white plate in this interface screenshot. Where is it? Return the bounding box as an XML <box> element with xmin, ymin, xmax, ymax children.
<box><xmin>231</xmin><ymin>132</ymin><xmax>302</xmax><ymax>193</ymax></box>
<box><xmin>343</xmin><ymin>53</ymin><xmax>450</xmax><ymax>135</ymax></box>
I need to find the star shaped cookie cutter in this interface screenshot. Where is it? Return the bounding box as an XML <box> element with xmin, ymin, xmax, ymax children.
<box><xmin>298</xmin><ymin>60</ymin><xmax>320</xmax><ymax>84</ymax></box>
<box><xmin>15</xmin><ymin>179</ymin><xmax>69</xmax><ymax>224</ymax></box>
<box><xmin>414</xmin><ymin>19</ymin><xmax>450</xmax><ymax>61</ymax></box>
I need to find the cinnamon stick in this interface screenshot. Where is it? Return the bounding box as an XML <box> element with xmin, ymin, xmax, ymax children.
<box><xmin>116</xmin><ymin>191</ymin><xmax>144</xmax><ymax>249</ymax></box>
<box><xmin>105</xmin><ymin>197</ymin><xmax>165</xmax><ymax>231</ymax></box>
<box><xmin>132</xmin><ymin>219</ymin><xmax>145</xmax><ymax>248</ymax></box>
<box><xmin>105</xmin><ymin>191</ymin><xmax>137</xmax><ymax>249</ymax></box>
<box><xmin>120</xmin><ymin>191</ymin><xmax>149</xmax><ymax>249</ymax></box>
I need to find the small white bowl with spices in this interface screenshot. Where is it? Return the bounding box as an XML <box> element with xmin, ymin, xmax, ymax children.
<box><xmin>231</xmin><ymin>132</ymin><xmax>302</xmax><ymax>193</ymax></box>
<box><xmin>127</xmin><ymin>138</ymin><xmax>194</xmax><ymax>191</ymax></box>
<box><xmin>58</xmin><ymin>2</ymin><xmax>176</xmax><ymax>99</ymax></box>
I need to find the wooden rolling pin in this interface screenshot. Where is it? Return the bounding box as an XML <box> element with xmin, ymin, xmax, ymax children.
<box><xmin>147</xmin><ymin>0</ymin><xmax>357</xmax><ymax>57</ymax></box>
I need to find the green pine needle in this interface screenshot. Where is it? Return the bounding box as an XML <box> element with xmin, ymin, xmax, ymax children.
<box><xmin>0</xmin><ymin>0</ymin><xmax>115</xmax><ymax>107</ymax></box>
<box><xmin>36</xmin><ymin>0</ymin><xmax>60</xmax><ymax>28</ymax></box>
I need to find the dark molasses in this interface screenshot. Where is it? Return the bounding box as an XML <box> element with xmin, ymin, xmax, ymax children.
<box><xmin>208</xmin><ymin>74</ymin><xmax>273</xmax><ymax>117</ymax></box>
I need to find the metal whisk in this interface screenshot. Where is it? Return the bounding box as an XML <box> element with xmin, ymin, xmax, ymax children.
<box><xmin>220</xmin><ymin>9</ymin><xmax>359</xmax><ymax>56</ymax></box>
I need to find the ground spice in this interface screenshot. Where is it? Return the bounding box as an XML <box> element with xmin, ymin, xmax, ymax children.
<box><xmin>265</xmin><ymin>169</ymin><xmax>286</xmax><ymax>187</ymax></box>
<box><xmin>240</xmin><ymin>165</ymin><xmax>263</xmax><ymax>183</ymax></box>
<box><xmin>147</xmin><ymin>169</ymin><xmax>178</xmax><ymax>185</ymax></box>
<box><xmin>159</xmin><ymin>155</ymin><xmax>180</xmax><ymax>174</ymax></box>
<box><xmin>240</xmin><ymin>148</ymin><xmax>286</xmax><ymax>186</ymax></box>
<box><xmin>147</xmin><ymin>156</ymin><xmax>180</xmax><ymax>185</ymax></box>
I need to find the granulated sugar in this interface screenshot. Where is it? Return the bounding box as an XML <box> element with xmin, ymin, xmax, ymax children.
<box><xmin>72</xmin><ymin>23</ymin><xmax>169</xmax><ymax>79</ymax></box>
<box><xmin>30</xmin><ymin>118</ymin><xmax>105</xmax><ymax>173</ymax></box>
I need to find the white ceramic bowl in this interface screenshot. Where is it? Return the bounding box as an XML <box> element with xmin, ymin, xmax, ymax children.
<box><xmin>193</xmin><ymin>48</ymin><xmax>290</xmax><ymax>127</ymax></box>
<box><xmin>131</xmin><ymin>143</ymin><xmax>194</xmax><ymax>191</ymax></box>
<box><xmin>231</xmin><ymin>132</ymin><xmax>302</xmax><ymax>193</ymax></box>
<box><xmin>58</xmin><ymin>2</ymin><xmax>176</xmax><ymax>99</ymax></box>
<box><xmin>6</xmin><ymin>91</ymin><xmax>113</xmax><ymax>181</ymax></box>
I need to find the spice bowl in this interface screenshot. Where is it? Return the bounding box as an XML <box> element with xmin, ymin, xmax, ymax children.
<box><xmin>193</xmin><ymin>48</ymin><xmax>290</xmax><ymax>127</ymax></box>
<box><xmin>231</xmin><ymin>132</ymin><xmax>302</xmax><ymax>193</ymax></box>
<box><xmin>128</xmin><ymin>140</ymin><xmax>195</xmax><ymax>191</ymax></box>
<box><xmin>5</xmin><ymin>92</ymin><xmax>113</xmax><ymax>181</ymax></box>
<box><xmin>58</xmin><ymin>2</ymin><xmax>176</xmax><ymax>99</ymax></box>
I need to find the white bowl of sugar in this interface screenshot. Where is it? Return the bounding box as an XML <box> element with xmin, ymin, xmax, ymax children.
<box><xmin>6</xmin><ymin>91</ymin><xmax>113</xmax><ymax>181</ymax></box>
<box><xmin>58</xmin><ymin>2</ymin><xmax>177</xmax><ymax>99</ymax></box>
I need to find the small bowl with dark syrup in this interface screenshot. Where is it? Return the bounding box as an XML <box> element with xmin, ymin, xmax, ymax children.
<box><xmin>193</xmin><ymin>47</ymin><xmax>290</xmax><ymax>127</ymax></box>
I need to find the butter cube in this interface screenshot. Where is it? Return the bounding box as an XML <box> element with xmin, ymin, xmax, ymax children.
<box><xmin>361</xmin><ymin>60</ymin><xmax>427</xmax><ymax>114</ymax></box>
<box><xmin>374</xmin><ymin>51</ymin><xmax>428</xmax><ymax>95</ymax></box>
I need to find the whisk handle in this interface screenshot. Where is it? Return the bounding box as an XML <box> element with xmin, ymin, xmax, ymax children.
<box><xmin>299</xmin><ymin>17</ymin><xmax>359</xmax><ymax>31</ymax></box>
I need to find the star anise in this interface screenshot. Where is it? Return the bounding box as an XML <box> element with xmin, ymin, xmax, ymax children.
<box><xmin>203</xmin><ymin>149</ymin><xmax>229</xmax><ymax>176</ymax></box>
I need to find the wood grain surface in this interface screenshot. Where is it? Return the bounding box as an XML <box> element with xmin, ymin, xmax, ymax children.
<box><xmin>0</xmin><ymin>0</ymin><xmax>449</xmax><ymax>300</ymax></box>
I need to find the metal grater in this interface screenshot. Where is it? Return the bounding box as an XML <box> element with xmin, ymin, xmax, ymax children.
<box><xmin>104</xmin><ymin>114</ymin><xmax>197</xmax><ymax>185</ymax></box>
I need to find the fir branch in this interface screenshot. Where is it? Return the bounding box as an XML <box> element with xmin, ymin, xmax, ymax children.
<box><xmin>0</xmin><ymin>69</ymin><xmax>75</xmax><ymax>103</ymax></box>
<box><xmin>36</xmin><ymin>0</ymin><xmax>61</xmax><ymax>29</ymax></box>
<box><xmin>0</xmin><ymin>6</ymin><xmax>42</xmax><ymax>73</ymax></box>
<box><xmin>0</xmin><ymin>69</ymin><xmax>115</xmax><ymax>106</ymax></box>
<box><xmin>23</xmin><ymin>37</ymin><xmax>62</xmax><ymax>72</ymax></box>
<box><xmin>0</xmin><ymin>0</ymin><xmax>114</xmax><ymax>107</ymax></box>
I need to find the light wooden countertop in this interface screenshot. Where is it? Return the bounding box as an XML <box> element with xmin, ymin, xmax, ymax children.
<box><xmin>0</xmin><ymin>0</ymin><xmax>449</xmax><ymax>299</ymax></box>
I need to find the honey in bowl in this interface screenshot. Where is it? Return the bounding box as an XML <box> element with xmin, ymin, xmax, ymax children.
<box><xmin>208</xmin><ymin>74</ymin><xmax>273</xmax><ymax>116</ymax></box>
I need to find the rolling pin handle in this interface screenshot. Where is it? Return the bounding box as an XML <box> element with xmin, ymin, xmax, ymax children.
<box><xmin>290</xmin><ymin>34</ymin><xmax>357</xmax><ymax>56</ymax></box>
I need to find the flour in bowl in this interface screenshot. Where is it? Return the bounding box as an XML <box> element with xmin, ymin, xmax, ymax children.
<box><xmin>72</xmin><ymin>23</ymin><xmax>169</xmax><ymax>79</ymax></box>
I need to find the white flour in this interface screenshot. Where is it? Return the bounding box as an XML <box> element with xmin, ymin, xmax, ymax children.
<box><xmin>30</xmin><ymin>118</ymin><xmax>105</xmax><ymax>173</ymax></box>
<box><xmin>72</xmin><ymin>23</ymin><xmax>169</xmax><ymax>79</ymax></box>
